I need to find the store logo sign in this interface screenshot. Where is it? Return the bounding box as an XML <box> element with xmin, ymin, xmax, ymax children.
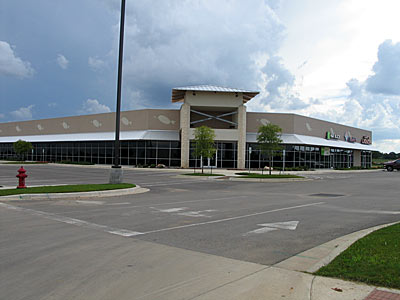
<box><xmin>344</xmin><ymin>132</ymin><xmax>356</xmax><ymax>143</ymax></box>
<box><xmin>360</xmin><ymin>136</ymin><xmax>371</xmax><ymax>145</ymax></box>
<box><xmin>321</xmin><ymin>147</ymin><xmax>330</xmax><ymax>156</ymax></box>
<box><xmin>326</xmin><ymin>131</ymin><xmax>340</xmax><ymax>140</ymax></box>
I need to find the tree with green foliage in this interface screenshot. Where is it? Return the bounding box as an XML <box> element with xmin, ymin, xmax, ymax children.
<box><xmin>257</xmin><ymin>124</ymin><xmax>283</xmax><ymax>175</ymax></box>
<box><xmin>13</xmin><ymin>139</ymin><xmax>33</xmax><ymax>161</ymax></box>
<box><xmin>192</xmin><ymin>126</ymin><xmax>216</xmax><ymax>174</ymax></box>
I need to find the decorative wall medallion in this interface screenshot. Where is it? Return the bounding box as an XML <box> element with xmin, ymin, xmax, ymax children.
<box><xmin>16</xmin><ymin>126</ymin><xmax>21</xmax><ymax>132</ymax></box>
<box><xmin>121</xmin><ymin>117</ymin><xmax>132</xmax><ymax>126</ymax></box>
<box><xmin>156</xmin><ymin>115</ymin><xmax>175</xmax><ymax>125</ymax></box>
<box><xmin>91</xmin><ymin>119</ymin><xmax>102</xmax><ymax>128</ymax></box>
<box><xmin>259</xmin><ymin>118</ymin><xmax>270</xmax><ymax>126</ymax></box>
<box><xmin>62</xmin><ymin>122</ymin><xmax>70</xmax><ymax>129</ymax></box>
<box><xmin>37</xmin><ymin>124</ymin><xmax>44</xmax><ymax>131</ymax></box>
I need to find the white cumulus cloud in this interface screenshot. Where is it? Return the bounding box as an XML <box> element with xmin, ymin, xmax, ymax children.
<box><xmin>88</xmin><ymin>56</ymin><xmax>106</xmax><ymax>70</ymax></box>
<box><xmin>10</xmin><ymin>105</ymin><xmax>35</xmax><ymax>120</ymax></box>
<box><xmin>303</xmin><ymin>40</ymin><xmax>400</xmax><ymax>153</ymax></box>
<box><xmin>57</xmin><ymin>54</ymin><xmax>69</xmax><ymax>69</ymax></box>
<box><xmin>366</xmin><ymin>40</ymin><xmax>400</xmax><ymax>95</ymax></box>
<box><xmin>104</xmin><ymin>0</ymin><xmax>285</xmax><ymax>107</ymax></box>
<box><xmin>0</xmin><ymin>41</ymin><xmax>34</xmax><ymax>78</ymax></box>
<box><xmin>80</xmin><ymin>99</ymin><xmax>111</xmax><ymax>114</ymax></box>
<box><xmin>252</xmin><ymin>56</ymin><xmax>309</xmax><ymax>111</ymax></box>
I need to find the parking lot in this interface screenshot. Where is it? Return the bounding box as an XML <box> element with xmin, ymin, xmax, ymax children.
<box><xmin>1</xmin><ymin>164</ymin><xmax>399</xmax><ymax>299</ymax></box>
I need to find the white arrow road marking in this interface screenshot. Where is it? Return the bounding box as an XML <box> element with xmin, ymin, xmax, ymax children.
<box><xmin>244</xmin><ymin>221</ymin><xmax>299</xmax><ymax>236</ymax></box>
<box><xmin>178</xmin><ymin>209</ymin><xmax>217</xmax><ymax>218</ymax></box>
<box><xmin>0</xmin><ymin>202</ymin><xmax>322</xmax><ymax>238</ymax></box>
<box><xmin>152</xmin><ymin>207</ymin><xmax>217</xmax><ymax>217</ymax></box>
<box><xmin>152</xmin><ymin>207</ymin><xmax>188</xmax><ymax>213</ymax></box>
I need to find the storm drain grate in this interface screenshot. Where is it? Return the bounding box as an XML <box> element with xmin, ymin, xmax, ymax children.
<box><xmin>309</xmin><ymin>193</ymin><xmax>345</xmax><ymax>197</ymax></box>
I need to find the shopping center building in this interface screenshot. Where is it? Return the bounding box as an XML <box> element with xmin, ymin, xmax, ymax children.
<box><xmin>0</xmin><ymin>85</ymin><xmax>376</xmax><ymax>169</ymax></box>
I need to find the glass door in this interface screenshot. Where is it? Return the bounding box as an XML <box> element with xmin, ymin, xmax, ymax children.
<box><xmin>201</xmin><ymin>152</ymin><xmax>217</xmax><ymax>168</ymax></box>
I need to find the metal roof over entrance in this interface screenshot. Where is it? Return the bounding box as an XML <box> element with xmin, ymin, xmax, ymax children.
<box><xmin>171</xmin><ymin>85</ymin><xmax>259</xmax><ymax>103</ymax></box>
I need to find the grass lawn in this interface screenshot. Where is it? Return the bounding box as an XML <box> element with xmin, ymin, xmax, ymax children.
<box><xmin>373</xmin><ymin>158</ymin><xmax>391</xmax><ymax>164</ymax></box>
<box><xmin>315</xmin><ymin>223</ymin><xmax>400</xmax><ymax>289</ymax></box>
<box><xmin>0</xmin><ymin>183</ymin><xmax>135</xmax><ymax>196</ymax></box>
<box><xmin>235</xmin><ymin>173</ymin><xmax>303</xmax><ymax>179</ymax></box>
<box><xmin>334</xmin><ymin>167</ymin><xmax>371</xmax><ymax>170</ymax></box>
<box><xmin>183</xmin><ymin>173</ymin><xmax>225</xmax><ymax>176</ymax></box>
<box><xmin>58</xmin><ymin>161</ymin><xmax>94</xmax><ymax>165</ymax></box>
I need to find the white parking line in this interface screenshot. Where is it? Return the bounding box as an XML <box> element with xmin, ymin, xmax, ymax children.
<box><xmin>0</xmin><ymin>202</ymin><xmax>141</xmax><ymax>237</ymax></box>
<box><xmin>129</xmin><ymin>202</ymin><xmax>325</xmax><ymax>236</ymax></box>
<box><xmin>0</xmin><ymin>201</ymin><xmax>325</xmax><ymax>238</ymax></box>
<box><xmin>76</xmin><ymin>200</ymin><xmax>104</xmax><ymax>205</ymax></box>
<box><xmin>59</xmin><ymin>195</ymin><xmax>249</xmax><ymax>214</ymax></box>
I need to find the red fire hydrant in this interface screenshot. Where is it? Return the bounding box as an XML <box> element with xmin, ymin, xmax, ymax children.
<box><xmin>16</xmin><ymin>166</ymin><xmax>28</xmax><ymax>189</ymax></box>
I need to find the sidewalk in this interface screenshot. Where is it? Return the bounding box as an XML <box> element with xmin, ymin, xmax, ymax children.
<box><xmin>1</xmin><ymin>162</ymin><xmax>397</xmax><ymax>299</ymax></box>
<box><xmin>195</xmin><ymin>221</ymin><xmax>400</xmax><ymax>300</ymax></box>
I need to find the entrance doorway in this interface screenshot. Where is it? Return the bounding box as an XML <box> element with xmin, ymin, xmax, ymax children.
<box><xmin>200</xmin><ymin>152</ymin><xmax>217</xmax><ymax>168</ymax></box>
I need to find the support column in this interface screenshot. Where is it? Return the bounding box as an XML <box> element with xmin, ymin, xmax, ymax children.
<box><xmin>353</xmin><ymin>150</ymin><xmax>361</xmax><ymax>167</ymax></box>
<box><xmin>237</xmin><ymin>104</ymin><xmax>246</xmax><ymax>169</ymax></box>
<box><xmin>180</xmin><ymin>103</ymin><xmax>190</xmax><ymax>168</ymax></box>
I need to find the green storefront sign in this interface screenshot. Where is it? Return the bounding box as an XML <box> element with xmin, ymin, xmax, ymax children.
<box><xmin>321</xmin><ymin>147</ymin><xmax>330</xmax><ymax>156</ymax></box>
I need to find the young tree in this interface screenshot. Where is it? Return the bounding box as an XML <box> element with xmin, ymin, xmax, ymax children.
<box><xmin>257</xmin><ymin>124</ymin><xmax>283</xmax><ymax>175</ymax></box>
<box><xmin>192</xmin><ymin>126</ymin><xmax>216</xmax><ymax>174</ymax></box>
<box><xmin>13</xmin><ymin>140</ymin><xmax>33</xmax><ymax>161</ymax></box>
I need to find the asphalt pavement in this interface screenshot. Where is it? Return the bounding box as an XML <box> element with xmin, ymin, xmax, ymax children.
<box><xmin>1</xmin><ymin>163</ymin><xmax>399</xmax><ymax>299</ymax></box>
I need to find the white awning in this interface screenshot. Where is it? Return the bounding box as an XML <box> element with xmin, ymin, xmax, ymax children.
<box><xmin>247</xmin><ymin>133</ymin><xmax>378</xmax><ymax>151</ymax></box>
<box><xmin>0</xmin><ymin>130</ymin><xmax>180</xmax><ymax>143</ymax></box>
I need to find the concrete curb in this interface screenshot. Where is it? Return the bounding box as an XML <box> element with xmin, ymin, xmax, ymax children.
<box><xmin>275</xmin><ymin>221</ymin><xmax>400</xmax><ymax>273</ymax></box>
<box><xmin>228</xmin><ymin>177</ymin><xmax>312</xmax><ymax>183</ymax></box>
<box><xmin>175</xmin><ymin>174</ymin><xmax>227</xmax><ymax>180</ymax></box>
<box><xmin>0</xmin><ymin>185</ymin><xmax>149</xmax><ymax>201</ymax></box>
<box><xmin>175</xmin><ymin>174</ymin><xmax>312</xmax><ymax>182</ymax></box>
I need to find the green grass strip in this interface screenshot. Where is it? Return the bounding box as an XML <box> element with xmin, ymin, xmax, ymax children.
<box><xmin>0</xmin><ymin>183</ymin><xmax>135</xmax><ymax>196</ymax></box>
<box><xmin>315</xmin><ymin>223</ymin><xmax>400</xmax><ymax>289</ymax></box>
<box><xmin>236</xmin><ymin>173</ymin><xmax>303</xmax><ymax>179</ymax></box>
<box><xmin>183</xmin><ymin>173</ymin><xmax>225</xmax><ymax>176</ymax></box>
<box><xmin>58</xmin><ymin>161</ymin><xmax>94</xmax><ymax>165</ymax></box>
<box><xmin>4</xmin><ymin>161</ymin><xmax>48</xmax><ymax>164</ymax></box>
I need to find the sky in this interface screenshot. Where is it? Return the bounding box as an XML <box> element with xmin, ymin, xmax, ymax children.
<box><xmin>1</xmin><ymin>0</ymin><xmax>400</xmax><ymax>153</ymax></box>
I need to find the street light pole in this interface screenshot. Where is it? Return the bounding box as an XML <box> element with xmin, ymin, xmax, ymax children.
<box><xmin>110</xmin><ymin>0</ymin><xmax>126</xmax><ymax>184</ymax></box>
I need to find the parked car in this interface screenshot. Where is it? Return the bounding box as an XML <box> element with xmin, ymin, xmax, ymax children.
<box><xmin>383</xmin><ymin>159</ymin><xmax>400</xmax><ymax>171</ymax></box>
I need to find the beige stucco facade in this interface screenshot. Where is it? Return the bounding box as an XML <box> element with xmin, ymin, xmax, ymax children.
<box><xmin>353</xmin><ymin>150</ymin><xmax>362</xmax><ymax>167</ymax></box>
<box><xmin>246</xmin><ymin>112</ymin><xmax>371</xmax><ymax>143</ymax></box>
<box><xmin>175</xmin><ymin>89</ymin><xmax>249</xmax><ymax>168</ymax></box>
<box><xmin>0</xmin><ymin>85</ymin><xmax>374</xmax><ymax>169</ymax></box>
<box><xmin>0</xmin><ymin>109</ymin><xmax>180</xmax><ymax>137</ymax></box>
<box><xmin>180</xmin><ymin>103</ymin><xmax>190</xmax><ymax>168</ymax></box>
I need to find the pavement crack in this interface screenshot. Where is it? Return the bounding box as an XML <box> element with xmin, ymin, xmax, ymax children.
<box><xmin>188</xmin><ymin>265</ymin><xmax>271</xmax><ymax>300</ymax></box>
<box><xmin>309</xmin><ymin>275</ymin><xmax>316</xmax><ymax>300</ymax></box>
